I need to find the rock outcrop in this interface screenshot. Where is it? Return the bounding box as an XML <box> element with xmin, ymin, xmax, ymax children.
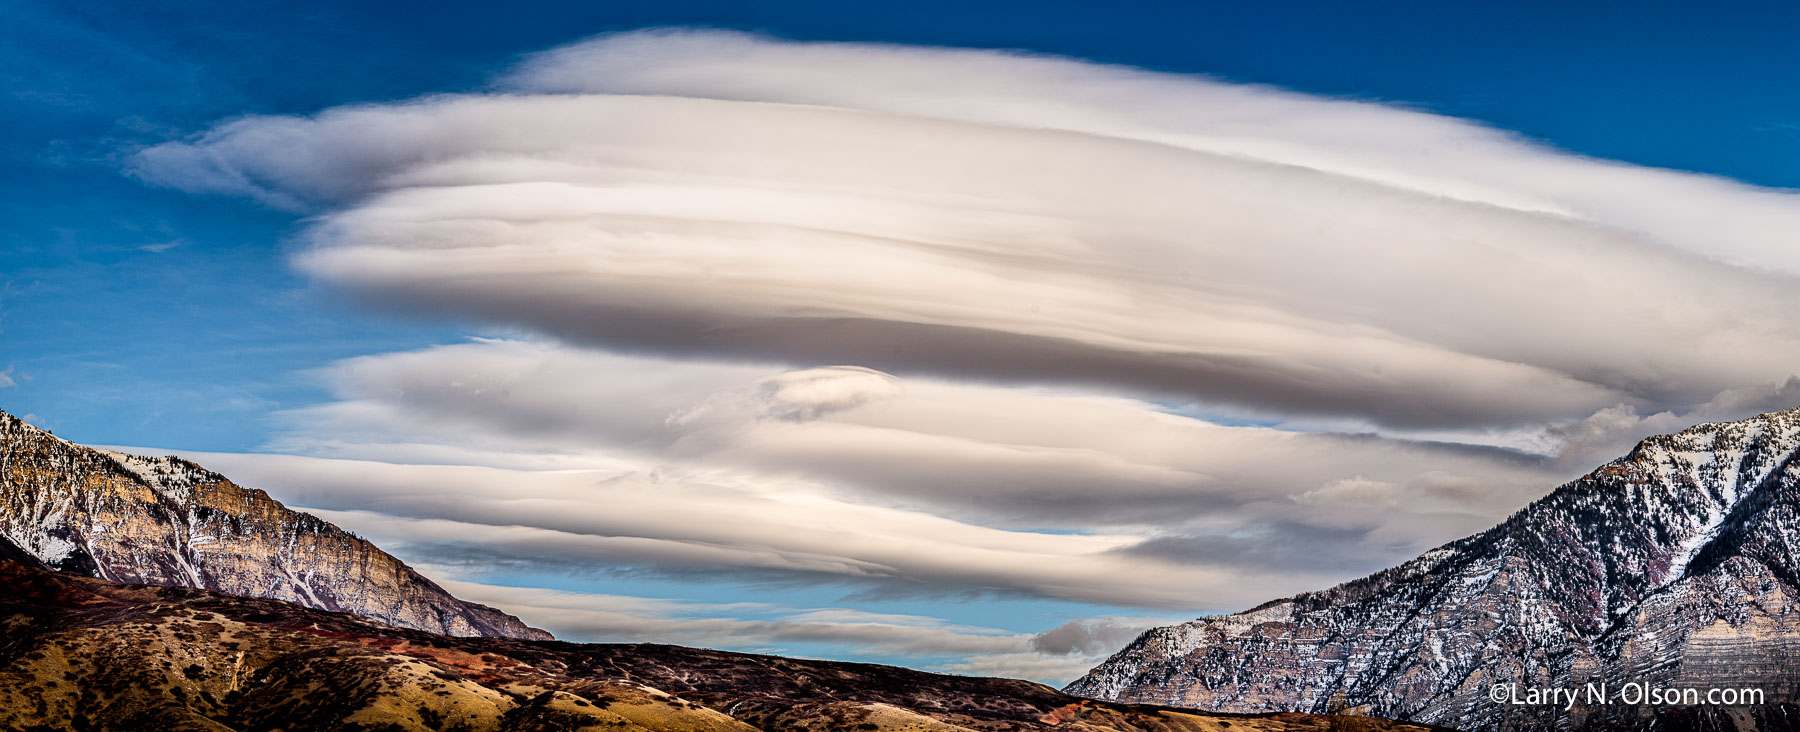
<box><xmin>0</xmin><ymin>409</ymin><xmax>550</xmax><ymax>641</ymax></box>
<box><xmin>1068</xmin><ymin>407</ymin><xmax>1800</xmax><ymax>730</ymax></box>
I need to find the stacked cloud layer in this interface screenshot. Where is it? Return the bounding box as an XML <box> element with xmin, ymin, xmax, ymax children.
<box><xmin>133</xmin><ymin>30</ymin><xmax>1800</xmax><ymax>682</ymax></box>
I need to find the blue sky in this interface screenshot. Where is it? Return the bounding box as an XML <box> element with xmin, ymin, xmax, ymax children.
<box><xmin>7</xmin><ymin>0</ymin><xmax>1800</xmax><ymax>682</ymax></box>
<box><xmin>7</xmin><ymin>0</ymin><xmax>1800</xmax><ymax>448</ymax></box>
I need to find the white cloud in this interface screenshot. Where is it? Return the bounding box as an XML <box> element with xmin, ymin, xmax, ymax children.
<box><xmin>175</xmin><ymin>459</ymin><xmax>1257</xmax><ymax>610</ymax></box>
<box><xmin>1291</xmin><ymin>477</ymin><xmax>1401</xmax><ymax>511</ymax></box>
<box><xmin>157</xmin><ymin>339</ymin><xmax>1569</xmax><ymax>611</ymax></box>
<box><xmin>1030</xmin><ymin>618</ymin><xmax>1157</xmax><ymax>656</ymax></box>
<box><xmin>670</xmin><ymin>365</ymin><xmax>903</xmax><ymax>426</ymax></box>
<box><xmin>506</xmin><ymin>29</ymin><xmax>1800</xmax><ymax>275</ymax></box>
<box><xmin>134</xmin><ymin>30</ymin><xmax>1800</xmax><ymax>431</ymax></box>
<box><xmin>277</xmin><ymin>339</ymin><xmax>1564</xmax><ymax>540</ymax></box>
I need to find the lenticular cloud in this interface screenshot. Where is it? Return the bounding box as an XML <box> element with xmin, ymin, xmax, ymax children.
<box><xmin>136</xmin><ymin>29</ymin><xmax>1800</xmax><ymax>431</ymax></box>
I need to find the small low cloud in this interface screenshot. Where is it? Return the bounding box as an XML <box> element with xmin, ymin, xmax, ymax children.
<box><xmin>0</xmin><ymin>366</ymin><xmax>15</xmax><ymax>388</ymax></box>
<box><xmin>1114</xmin><ymin>524</ymin><xmax>1409</xmax><ymax>579</ymax></box>
<box><xmin>669</xmin><ymin>365</ymin><xmax>902</xmax><ymax>427</ymax></box>
<box><xmin>1292</xmin><ymin>477</ymin><xmax>1401</xmax><ymax>509</ymax></box>
<box><xmin>1030</xmin><ymin>618</ymin><xmax>1156</xmax><ymax>657</ymax></box>
<box><xmin>1536</xmin><ymin>376</ymin><xmax>1800</xmax><ymax>471</ymax></box>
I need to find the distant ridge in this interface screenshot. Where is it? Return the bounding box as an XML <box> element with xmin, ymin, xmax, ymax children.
<box><xmin>0</xmin><ymin>553</ymin><xmax>1440</xmax><ymax>731</ymax></box>
<box><xmin>1069</xmin><ymin>407</ymin><xmax>1800</xmax><ymax>730</ymax></box>
<box><xmin>0</xmin><ymin>408</ymin><xmax>550</xmax><ymax>641</ymax></box>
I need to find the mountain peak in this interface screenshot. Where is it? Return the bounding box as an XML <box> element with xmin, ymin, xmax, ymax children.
<box><xmin>0</xmin><ymin>407</ymin><xmax>552</xmax><ymax>641</ymax></box>
<box><xmin>1069</xmin><ymin>406</ymin><xmax>1800</xmax><ymax>729</ymax></box>
<box><xmin>0</xmin><ymin>408</ymin><xmax>50</xmax><ymax>437</ymax></box>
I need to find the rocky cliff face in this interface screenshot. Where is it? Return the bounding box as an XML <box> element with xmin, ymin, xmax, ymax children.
<box><xmin>0</xmin><ymin>409</ymin><xmax>550</xmax><ymax>641</ymax></box>
<box><xmin>1068</xmin><ymin>407</ymin><xmax>1800</xmax><ymax>730</ymax></box>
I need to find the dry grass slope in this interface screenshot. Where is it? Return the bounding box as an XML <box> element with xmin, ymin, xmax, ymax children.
<box><xmin>0</xmin><ymin>557</ymin><xmax>1445</xmax><ymax>732</ymax></box>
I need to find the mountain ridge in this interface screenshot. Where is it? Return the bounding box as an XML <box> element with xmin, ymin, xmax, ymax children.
<box><xmin>1067</xmin><ymin>406</ymin><xmax>1800</xmax><ymax>730</ymax></box>
<box><xmin>0</xmin><ymin>408</ymin><xmax>551</xmax><ymax>641</ymax></box>
<box><xmin>0</xmin><ymin>552</ymin><xmax>1445</xmax><ymax>731</ymax></box>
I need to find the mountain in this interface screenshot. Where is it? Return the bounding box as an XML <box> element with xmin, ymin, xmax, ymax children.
<box><xmin>1068</xmin><ymin>407</ymin><xmax>1800</xmax><ymax>730</ymax></box>
<box><xmin>0</xmin><ymin>552</ymin><xmax>1441</xmax><ymax>731</ymax></box>
<box><xmin>0</xmin><ymin>527</ymin><xmax>45</xmax><ymax>568</ymax></box>
<box><xmin>0</xmin><ymin>409</ymin><xmax>549</xmax><ymax>641</ymax></box>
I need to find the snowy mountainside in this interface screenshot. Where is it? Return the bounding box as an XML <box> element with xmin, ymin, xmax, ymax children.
<box><xmin>0</xmin><ymin>408</ymin><xmax>549</xmax><ymax>640</ymax></box>
<box><xmin>1068</xmin><ymin>406</ymin><xmax>1800</xmax><ymax>730</ymax></box>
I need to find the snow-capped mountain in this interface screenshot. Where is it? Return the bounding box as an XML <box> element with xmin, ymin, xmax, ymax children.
<box><xmin>1067</xmin><ymin>407</ymin><xmax>1800</xmax><ymax>729</ymax></box>
<box><xmin>0</xmin><ymin>409</ymin><xmax>549</xmax><ymax>641</ymax></box>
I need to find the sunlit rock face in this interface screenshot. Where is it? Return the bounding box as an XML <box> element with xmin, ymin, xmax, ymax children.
<box><xmin>1069</xmin><ymin>407</ymin><xmax>1800</xmax><ymax>730</ymax></box>
<box><xmin>0</xmin><ymin>409</ymin><xmax>550</xmax><ymax>641</ymax></box>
